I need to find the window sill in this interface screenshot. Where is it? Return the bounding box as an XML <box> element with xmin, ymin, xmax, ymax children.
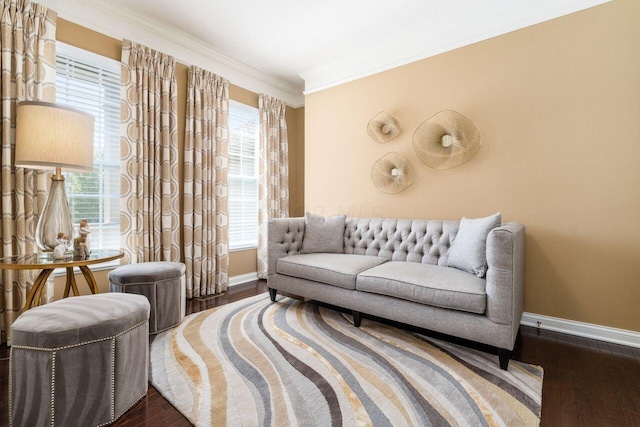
<box><xmin>230</xmin><ymin>245</ymin><xmax>257</xmax><ymax>253</ymax></box>
<box><xmin>52</xmin><ymin>260</ymin><xmax>120</xmax><ymax>277</ymax></box>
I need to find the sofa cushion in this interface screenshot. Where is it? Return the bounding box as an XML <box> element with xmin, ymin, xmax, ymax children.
<box><xmin>447</xmin><ymin>212</ymin><xmax>501</xmax><ymax>277</ymax></box>
<box><xmin>300</xmin><ymin>212</ymin><xmax>346</xmax><ymax>254</ymax></box>
<box><xmin>277</xmin><ymin>254</ymin><xmax>387</xmax><ymax>290</ymax></box>
<box><xmin>356</xmin><ymin>261</ymin><xmax>487</xmax><ymax>314</ymax></box>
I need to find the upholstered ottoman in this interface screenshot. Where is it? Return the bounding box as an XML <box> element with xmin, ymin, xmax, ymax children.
<box><xmin>9</xmin><ymin>293</ymin><xmax>150</xmax><ymax>427</ymax></box>
<box><xmin>108</xmin><ymin>262</ymin><xmax>186</xmax><ymax>334</ymax></box>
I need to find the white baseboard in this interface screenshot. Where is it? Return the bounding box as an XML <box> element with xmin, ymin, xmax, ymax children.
<box><xmin>521</xmin><ymin>312</ymin><xmax>640</xmax><ymax>348</ymax></box>
<box><xmin>229</xmin><ymin>272</ymin><xmax>259</xmax><ymax>287</ymax></box>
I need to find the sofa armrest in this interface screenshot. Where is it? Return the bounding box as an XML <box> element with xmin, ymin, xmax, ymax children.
<box><xmin>485</xmin><ymin>222</ymin><xmax>525</xmax><ymax>327</ymax></box>
<box><xmin>268</xmin><ymin>217</ymin><xmax>305</xmax><ymax>276</ymax></box>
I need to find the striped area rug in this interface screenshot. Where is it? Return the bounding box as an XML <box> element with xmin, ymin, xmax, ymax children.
<box><xmin>150</xmin><ymin>294</ymin><xmax>543</xmax><ymax>426</ymax></box>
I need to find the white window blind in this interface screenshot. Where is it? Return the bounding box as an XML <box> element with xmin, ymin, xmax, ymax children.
<box><xmin>55</xmin><ymin>43</ymin><xmax>121</xmax><ymax>251</ymax></box>
<box><xmin>228</xmin><ymin>101</ymin><xmax>259</xmax><ymax>250</ymax></box>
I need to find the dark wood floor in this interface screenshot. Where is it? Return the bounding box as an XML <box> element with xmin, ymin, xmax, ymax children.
<box><xmin>1</xmin><ymin>280</ymin><xmax>638</xmax><ymax>426</ymax></box>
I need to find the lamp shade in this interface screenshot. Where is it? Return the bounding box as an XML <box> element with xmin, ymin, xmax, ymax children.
<box><xmin>15</xmin><ymin>101</ymin><xmax>94</xmax><ymax>172</ymax></box>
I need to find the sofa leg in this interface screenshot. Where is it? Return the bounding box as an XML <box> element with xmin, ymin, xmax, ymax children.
<box><xmin>268</xmin><ymin>287</ymin><xmax>277</xmax><ymax>302</ymax></box>
<box><xmin>352</xmin><ymin>311</ymin><xmax>362</xmax><ymax>327</ymax></box>
<box><xmin>498</xmin><ymin>348</ymin><xmax>512</xmax><ymax>370</ymax></box>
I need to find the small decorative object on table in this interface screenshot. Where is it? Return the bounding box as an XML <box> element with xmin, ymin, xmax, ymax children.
<box><xmin>53</xmin><ymin>232</ymin><xmax>68</xmax><ymax>259</ymax></box>
<box><xmin>78</xmin><ymin>219</ymin><xmax>91</xmax><ymax>253</ymax></box>
<box><xmin>73</xmin><ymin>236</ymin><xmax>89</xmax><ymax>259</ymax></box>
<box><xmin>73</xmin><ymin>220</ymin><xmax>91</xmax><ymax>258</ymax></box>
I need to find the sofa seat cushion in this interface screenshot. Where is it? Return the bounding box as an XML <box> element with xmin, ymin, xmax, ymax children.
<box><xmin>277</xmin><ymin>254</ymin><xmax>388</xmax><ymax>290</ymax></box>
<box><xmin>356</xmin><ymin>261</ymin><xmax>487</xmax><ymax>314</ymax></box>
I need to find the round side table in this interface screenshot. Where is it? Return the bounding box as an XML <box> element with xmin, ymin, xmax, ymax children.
<box><xmin>0</xmin><ymin>249</ymin><xmax>124</xmax><ymax>312</ymax></box>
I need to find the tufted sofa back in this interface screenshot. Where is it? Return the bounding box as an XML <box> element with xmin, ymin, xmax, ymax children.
<box><xmin>267</xmin><ymin>216</ymin><xmax>465</xmax><ymax>275</ymax></box>
<box><xmin>344</xmin><ymin>218</ymin><xmax>460</xmax><ymax>266</ymax></box>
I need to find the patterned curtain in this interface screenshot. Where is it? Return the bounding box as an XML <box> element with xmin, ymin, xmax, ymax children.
<box><xmin>184</xmin><ymin>66</ymin><xmax>230</xmax><ymax>297</ymax></box>
<box><xmin>0</xmin><ymin>0</ymin><xmax>57</xmax><ymax>344</ymax></box>
<box><xmin>120</xmin><ymin>40</ymin><xmax>180</xmax><ymax>264</ymax></box>
<box><xmin>257</xmin><ymin>94</ymin><xmax>289</xmax><ymax>279</ymax></box>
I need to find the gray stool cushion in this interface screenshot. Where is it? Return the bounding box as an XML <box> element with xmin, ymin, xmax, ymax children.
<box><xmin>109</xmin><ymin>261</ymin><xmax>186</xmax><ymax>334</ymax></box>
<box><xmin>10</xmin><ymin>293</ymin><xmax>150</xmax><ymax>427</ymax></box>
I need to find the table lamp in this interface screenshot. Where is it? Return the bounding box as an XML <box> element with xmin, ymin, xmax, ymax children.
<box><xmin>14</xmin><ymin>101</ymin><xmax>94</xmax><ymax>252</ymax></box>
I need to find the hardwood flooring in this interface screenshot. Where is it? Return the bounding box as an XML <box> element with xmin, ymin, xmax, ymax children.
<box><xmin>0</xmin><ymin>280</ymin><xmax>638</xmax><ymax>426</ymax></box>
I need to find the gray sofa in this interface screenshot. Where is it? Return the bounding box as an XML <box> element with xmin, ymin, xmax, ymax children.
<box><xmin>267</xmin><ymin>215</ymin><xmax>525</xmax><ymax>370</ymax></box>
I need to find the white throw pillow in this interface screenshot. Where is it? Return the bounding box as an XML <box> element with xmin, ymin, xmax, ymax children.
<box><xmin>300</xmin><ymin>212</ymin><xmax>346</xmax><ymax>254</ymax></box>
<box><xmin>447</xmin><ymin>213</ymin><xmax>502</xmax><ymax>277</ymax></box>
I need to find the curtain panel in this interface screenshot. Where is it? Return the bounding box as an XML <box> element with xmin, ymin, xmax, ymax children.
<box><xmin>0</xmin><ymin>0</ymin><xmax>57</xmax><ymax>343</ymax></box>
<box><xmin>257</xmin><ymin>94</ymin><xmax>289</xmax><ymax>279</ymax></box>
<box><xmin>184</xmin><ymin>66</ymin><xmax>230</xmax><ymax>297</ymax></box>
<box><xmin>120</xmin><ymin>40</ymin><xmax>180</xmax><ymax>264</ymax></box>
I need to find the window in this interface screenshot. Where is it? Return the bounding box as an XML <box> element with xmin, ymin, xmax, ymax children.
<box><xmin>228</xmin><ymin>101</ymin><xmax>259</xmax><ymax>250</ymax></box>
<box><xmin>55</xmin><ymin>43</ymin><xmax>121</xmax><ymax>251</ymax></box>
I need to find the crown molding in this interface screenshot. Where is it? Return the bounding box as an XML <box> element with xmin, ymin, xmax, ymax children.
<box><xmin>43</xmin><ymin>0</ymin><xmax>611</xmax><ymax>103</ymax></box>
<box><xmin>301</xmin><ymin>0</ymin><xmax>612</xmax><ymax>94</ymax></box>
<box><xmin>39</xmin><ymin>0</ymin><xmax>305</xmax><ymax>107</ymax></box>
<box><xmin>81</xmin><ymin>0</ymin><xmax>303</xmax><ymax>97</ymax></box>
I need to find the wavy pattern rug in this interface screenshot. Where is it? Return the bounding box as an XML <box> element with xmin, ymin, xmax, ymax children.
<box><xmin>150</xmin><ymin>294</ymin><xmax>543</xmax><ymax>426</ymax></box>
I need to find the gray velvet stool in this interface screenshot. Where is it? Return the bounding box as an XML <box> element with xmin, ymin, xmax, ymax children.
<box><xmin>9</xmin><ymin>293</ymin><xmax>150</xmax><ymax>427</ymax></box>
<box><xmin>108</xmin><ymin>262</ymin><xmax>186</xmax><ymax>334</ymax></box>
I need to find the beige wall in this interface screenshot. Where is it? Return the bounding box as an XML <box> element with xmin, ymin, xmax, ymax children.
<box><xmin>305</xmin><ymin>0</ymin><xmax>640</xmax><ymax>331</ymax></box>
<box><xmin>53</xmin><ymin>18</ymin><xmax>305</xmax><ymax>291</ymax></box>
<box><xmin>288</xmin><ymin>106</ymin><xmax>306</xmax><ymax>217</ymax></box>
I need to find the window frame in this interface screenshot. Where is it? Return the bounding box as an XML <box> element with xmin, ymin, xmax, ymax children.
<box><xmin>54</xmin><ymin>42</ymin><xmax>121</xmax><ymax>273</ymax></box>
<box><xmin>228</xmin><ymin>100</ymin><xmax>260</xmax><ymax>252</ymax></box>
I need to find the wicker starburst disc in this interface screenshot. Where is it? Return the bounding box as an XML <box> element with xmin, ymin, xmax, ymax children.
<box><xmin>412</xmin><ymin>110</ymin><xmax>482</xmax><ymax>169</ymax></box>
<box><xmin>371</xmin><ymin>152</ymin><xmax>416</xmax><ymax>194</ymax></box>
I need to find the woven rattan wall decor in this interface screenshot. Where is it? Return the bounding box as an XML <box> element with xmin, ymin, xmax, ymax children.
<box><xmin>371</xmin><ymin>152</ymin><xmax>416</xmax><ymax>194</ymax></box>
<box><xmin>367</xmin><ymin>111</ymin><xmax>402</xmax><ymax>143</ymax></box>
<box><xmin>412</xmin><ymin>110</ymin><xmax>482</xmax><ymax>169</ymax></box>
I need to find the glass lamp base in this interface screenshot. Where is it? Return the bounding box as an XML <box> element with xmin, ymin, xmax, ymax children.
<box><xmin>36</xmin><ymin>175</ymin><xmax>74</xmax><ymax>252</ymax></box>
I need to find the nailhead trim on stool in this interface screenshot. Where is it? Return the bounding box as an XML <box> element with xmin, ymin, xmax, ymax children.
<box><xmin>9</xmin><ymin>293</ymin><xmax>150</xmax><ymax>427</ymax></box>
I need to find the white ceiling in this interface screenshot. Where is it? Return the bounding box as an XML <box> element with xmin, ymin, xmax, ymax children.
<box><xmin>95</xmin><ymin>0</ymin><xmax>490</xmax><ymax>86</ymax></box>
<box><xmin>42</xmin><ymin>0</ymin><xmax>610</xmax><ymax>106</ymax></box>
